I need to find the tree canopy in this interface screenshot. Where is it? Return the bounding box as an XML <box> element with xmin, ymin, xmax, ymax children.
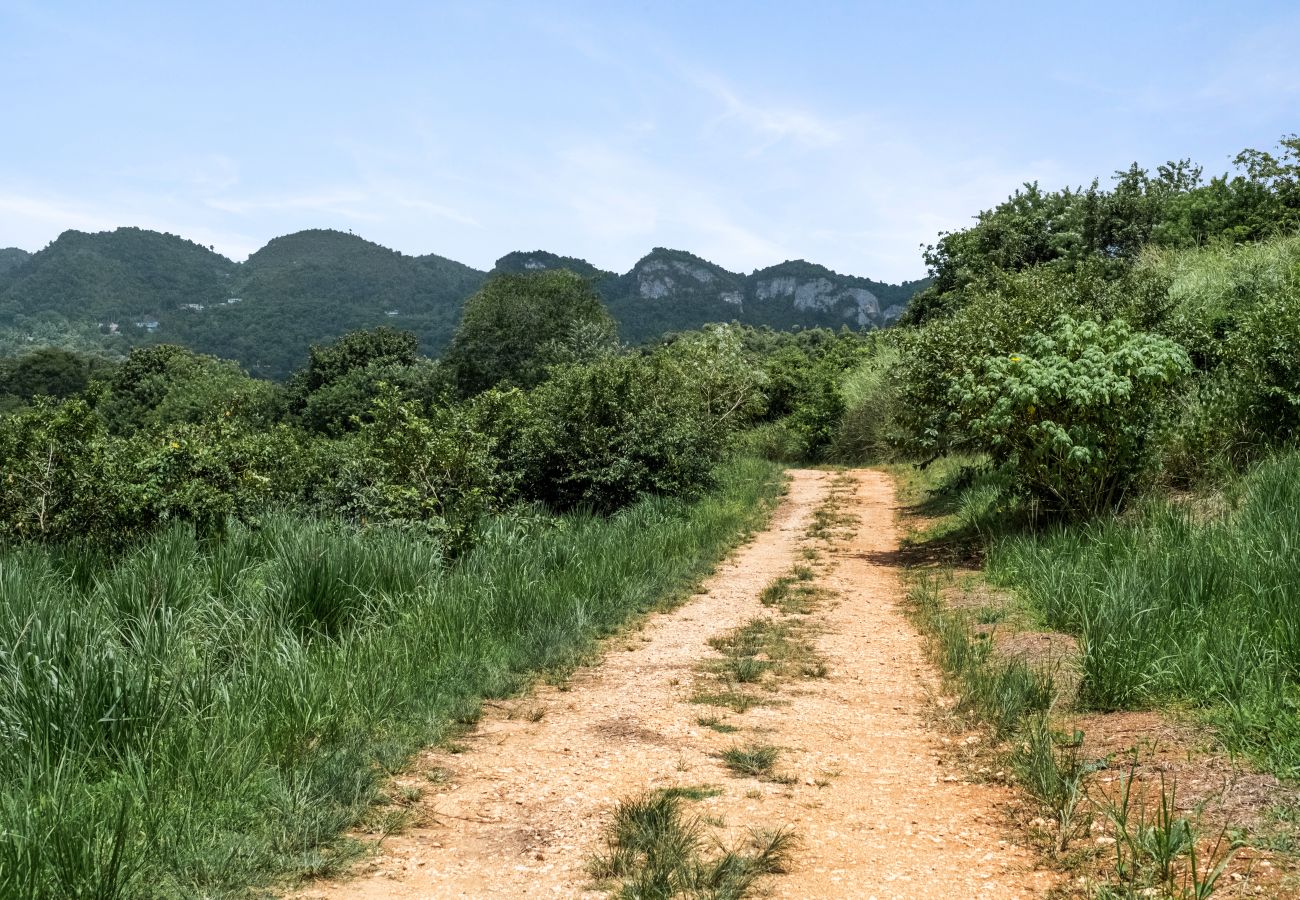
<box><xmin>445</xmin><ymin>270</ymin><xmax>619</xmax><ymax>395</ymax></box>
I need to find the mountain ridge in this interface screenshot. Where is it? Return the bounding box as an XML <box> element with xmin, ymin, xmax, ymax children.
<box><xmin>0</xmin><ymin>227</ymin><xmax>927</xmax><ymax>377</ymax></box>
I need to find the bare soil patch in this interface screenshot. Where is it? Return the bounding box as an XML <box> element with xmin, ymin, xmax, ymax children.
<box><xmin>293</xmin><ymin>470</ymin><xmax>1055</xmax><ymax>898</ymax></box>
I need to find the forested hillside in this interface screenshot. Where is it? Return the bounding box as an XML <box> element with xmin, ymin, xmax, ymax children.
<box><xmin>499</xmin><ymin>247</ymin><xmax>925</xmax><ymax>343</ymax></box>
<box><xmin>0</xmin><ymin>248</ymin><xmax>30</xmax><ymax>275</ymax></box>
<box><xmin>0</xmin><ymin>229</ymin><xmax>924</xmax><ymax>377</ymax></box>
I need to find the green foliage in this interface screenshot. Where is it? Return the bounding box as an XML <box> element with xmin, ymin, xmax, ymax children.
<box><xmin>893</xmin><ymin>265</ymin><xmax>1157</xmax><ymax>458</ymax></box>
<box><xmin>0</xmin><ymin>347</ymin><xmax>114</xmax><ymax>412</ymax></box>
<box><xmin>987</xmin><ymin>451</ymin><xmax>1300</xmax><ymax>776</ymax></box>
<box><xmin>730</xmin><ymin>327</ymin><xmax>874</xmax><ymax>463</ymax></box>
<box><xmin>0</xmin><ymin>315</ymin><xmax>126</xmax><ymax>365</ymax></box>
<box><xmin>1141</xmin><ymin>236</ymin><xmax>1300</xmax><ymax>473</ymax></box>
<box><xmin>0</xmin><ymin>316</ymin><xmax>798</xmax><ymax>554</ymax></box>
<box><xmin>285</xmin><ymin>327</ymin><xmax>450</xmax><ymax>435</ymax></box>
<box><xmin>829</xmin><ymin>342</ymin><xmax>901</xmax><ymax>463</ymax></box>
<box><xmin>906</xmin><ymin>135</ymin><xmax>1300</xmax><ymax>327</ymax></box>
<box><xmin>99</xmin><ymin>344</ymin><xmax>284</xmax><ymax>435</ymax></box>
<box><xmin>293</xmin><ymin>325</ymin><xmax>419</xmax><ymax>393</ymax></box>
<box><xmin>446</xmin><ymin>270</ymin><xmax>618</xmax><ymax>395</ymax></box>
<box><xmin>320</xmin><ymin>387</ymin><xmax>498</xmax><ymax>553</ymax></box>
<box><xmin>0</xmin><ymin>396</ymin><xmax>117</xmax><ymax>544</ymax></box>
<box><xmin>508</xmin><ymin>352</ymin><xmax>731</xmax><ymax>511</ymax></box>
<box><xmin>953</xmin><ymin>315</ymin><xmax>1190</xmax><ymax>516</ymax></box>
<box><xmin>0</xmin><ymin>394</ymin><xmax>311</xmax><ymax>547</ymax></box>
<box><xmin>0</xmin><ymin>228</ymin><xmax>486</xmax><ymax>380</ymax></box>
<box><xmin>0</xmin><ymin>227</ymin><xmax>236</xmax><ymax>324</ymax></box>
<box><xmin>0</xmin><ymin>458</ymin><xmax>779</xmax><ymax>898</ymax></box>
<box><xmin>0</xmin><ymin>247</ymin><xmax>30</xmax><ymax>276</ymax></box>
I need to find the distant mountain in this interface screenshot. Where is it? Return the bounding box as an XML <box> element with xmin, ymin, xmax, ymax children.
<box><xmin>207</xmin><ymin>230</ymin><xmax>487</xmax><ymax>376</ymax></box>
<box><xmin>492</xmin><ymin>249</ymin><xmax>612</xmax><ymax>280</ymax></box>
<box><xmin>0</xmin><ymin>228</ymin><xmax>487</xmax><ymax>378</ymax></box>
<box><xmin>0</xmin><ymin>228</ymin><xmax>236</xmax><ymax>324</ymax></box>
<box><xmin>2</xmin><ymin>228</ymin><xmax>926</xmax><ymax>378</ymax></box>
<box><xmin>499</xmin><ymin>247</ymin><xmax>926</xmax><ymax>344</ymax></box>
<box><xmin>0</xmin><ymin>248</ymin><xmax>31</xmax><ymax>277</ymax></box>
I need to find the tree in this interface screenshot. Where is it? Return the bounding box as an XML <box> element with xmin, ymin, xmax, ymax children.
<box><xmin>292</xmin><ymin>326</ymin><xmax>419</xmax><ymax>395</ymax></box>
<box><xmin>444</xmin><ymin>270</ymin><xmax>617</xmax><ymax>395</ymax></box>
<box><xmin>0</xmin><ymin>348</ymin><xmax>112</xmax><ymax>405</ymax></box>
<box><xmin>99</xmin><ymin>344</ymin><xmax>283</xmax><ymax>434</ymax></box>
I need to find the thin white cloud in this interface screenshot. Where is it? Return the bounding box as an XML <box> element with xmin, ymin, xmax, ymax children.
<box><xmin>687</xmin><ymin>70</ymin><xmax>843</xmax><ymax>152</ymax></box>
<box><xmin>0</xmin><ymin>191</ymin><xmax>118</xmax><ymax>233</ymax></box>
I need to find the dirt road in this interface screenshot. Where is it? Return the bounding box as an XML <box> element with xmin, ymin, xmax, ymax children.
<box><xmin>297</xmin><ymin>469</ymin><xmax>1051</xmax><ymax>898</ymax></box>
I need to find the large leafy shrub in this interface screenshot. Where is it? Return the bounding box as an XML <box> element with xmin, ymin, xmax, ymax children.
<box><xmin>953</xmin><ymin>315</ymin><xmax>1190</xmax><ymax>516</ymax></box>
<box><xmin>510</xmin><ymin>355</ymin><xmax>728</xmax><ymax>511</ymax></box>
<box><xmin>445</xmin><ymin>270</ymin><xmax>618</xmax><ymax>396</ymax></box>
<box><xmin>99</xmin><ymin>344</ymin><xmax>285</xmax><ymax>435</ymax></box>
<box><xmin>0</xmin><ymin>398</ymin><xmax>311</xmax><ymax>546</ymax></box>
<box><xmin>506</xmin><ymin>329</ymin><xmax>763</xmax><ymax>512</ymax></box>
<box><xmin>319</xmin><ymin>387</ymin><xmax>498</xmax><ymax>553</ymax></box>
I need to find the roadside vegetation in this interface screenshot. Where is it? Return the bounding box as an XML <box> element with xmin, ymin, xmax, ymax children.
<box><xmin>588</xmin><ymin>788</ymin><xmax>795</xmax><ymax>899</ymax></box>
<box><xmin>5</xmin><ymin>131</ymin><xmax>1300</xmax><ymax>897</ymax></box>
<box><xmin>837</xmin><ymin>134</ymin><xmax>1300</xmax><ymax>896</ymax></box>
<box><xmin>0</xmin><ymin>270</ymin><xmax>861</xmax><ymax>897</ymax></box>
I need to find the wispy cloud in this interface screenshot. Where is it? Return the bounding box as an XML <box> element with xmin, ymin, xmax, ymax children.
<box><xmin>0</xmin><ymin>191</ymin><xmax>118</xmax><ymax>232</ymax></box>
<box><xmin>688</xmin><ymin>70</ymin><xmax>843</xmax><ymax>152</ymax></box>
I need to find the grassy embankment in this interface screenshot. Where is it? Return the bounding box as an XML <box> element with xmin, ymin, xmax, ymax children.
<box><xmin>893</xmin><ymin>453</ymin><xmax>1300</xmax><ymax>895</ymax></box>
<box><xmin>0</xmin><ymin>458</ymin><xmax>782</xmax><ymax>899</ymax></box>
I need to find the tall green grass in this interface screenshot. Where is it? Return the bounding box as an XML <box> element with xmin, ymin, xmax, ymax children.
<box><xmin>1143</xmin><ymin>233</ymin><xmax>1300</xmax><ymax>328</ymax></box>
<box><xmin>988</xmin><ymin>451</ymin><xmax>1300</xmax><ymax>776</ymax></box>
<box><xmin>0</xmin><ymin>458</ymin><xmax>781</xmax><ymax>898</ymax></box>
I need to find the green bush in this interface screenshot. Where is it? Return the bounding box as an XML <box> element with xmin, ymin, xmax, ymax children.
<box><xmin>830</xmin><ymin>343</ymin><xmax>900</xmax><ymax>463</ymax></box>
<box><xmin>444</xmin><ymin>270</ymin><xmax>618</xmax><ymax>396</ymax></box>
<box><xmin>317</xmin><ymin>387</ymin><xmax>498</xmax><ymax>553</ymax></box>
<box><xmin>510</xmin><ymin>354</ymin><xmax>728</xmax><ymax>511</ymax></box>
<box><xmin>892</xmin><ymin>265</ymin><xmax>1156</xmax><ymax>459</ymax></box>
<box><xmin>0</xmin><ymin>397</ymin><xmax>120</xmax><ymax>545</ymax></box>
<box><xmin>739</xmin><ymin>420</ymin><xmax>805</xmax><ymax>463</ymax></box>
<box><xmin>953</xmin><ymin>315</ymin><xmax>1190</xmax><ymax>516</ymax></box>
<box><xmin>99</xmin><ymin>344</ymin><xmax>284</xmax><ymax>435</ymax></box>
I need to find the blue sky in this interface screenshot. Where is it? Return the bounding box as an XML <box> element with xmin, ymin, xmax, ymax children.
<box><xmin>2</xmin><ymin>1</ymin><xmax>1297</xmax><ymax>282</ymax></box>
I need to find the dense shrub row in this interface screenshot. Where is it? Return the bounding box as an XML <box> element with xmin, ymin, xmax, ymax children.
<box><xmin>871</xmin><ymin>134</ymin><xmax>1300</xmax><ymax>784</ymax></box>
<box><xmin>0</xmin><ymin>287</ymin><xmax>785</xmax><ymax>554</ymax></box>
<box><xmin>825</xmin><ymin>137</ymin><xmax>1300</xmax><ymax>519</ymax></box>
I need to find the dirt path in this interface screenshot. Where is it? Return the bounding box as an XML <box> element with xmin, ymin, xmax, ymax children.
<box><xmin>296</xmin><ymin>469</ymin><xmax>1052</xmax><ymax>899</ymax></box>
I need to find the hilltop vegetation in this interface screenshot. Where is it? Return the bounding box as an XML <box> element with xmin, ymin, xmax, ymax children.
<box><xmin>0</xmin><ymin>230</ymin><xmax>924</xmax><ymax>379</ymax></box>
<box><xmin>0</xmin><ymin>229</ymin><xmax>486</xmax><ymax>379</ymax></box>
<box><xmin>504</xmin><ymin>247</ymin><xmax>924</xmax><ymax>343</ymax></box>
<box><xmin>0</xmin><ymin>248</ymin><xmax>30</xmax><ymax>276</ymax></box>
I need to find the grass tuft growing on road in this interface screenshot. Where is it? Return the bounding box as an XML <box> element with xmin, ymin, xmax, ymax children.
<box><xmin>718</xmin><ymin>744</ymin><xmax>782</xmax><ymax>780</ymax></box>
<box><xmin>589</xmin><ymin>789</ymin><xmax>795</xmax><ymax>898</ymax></box>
